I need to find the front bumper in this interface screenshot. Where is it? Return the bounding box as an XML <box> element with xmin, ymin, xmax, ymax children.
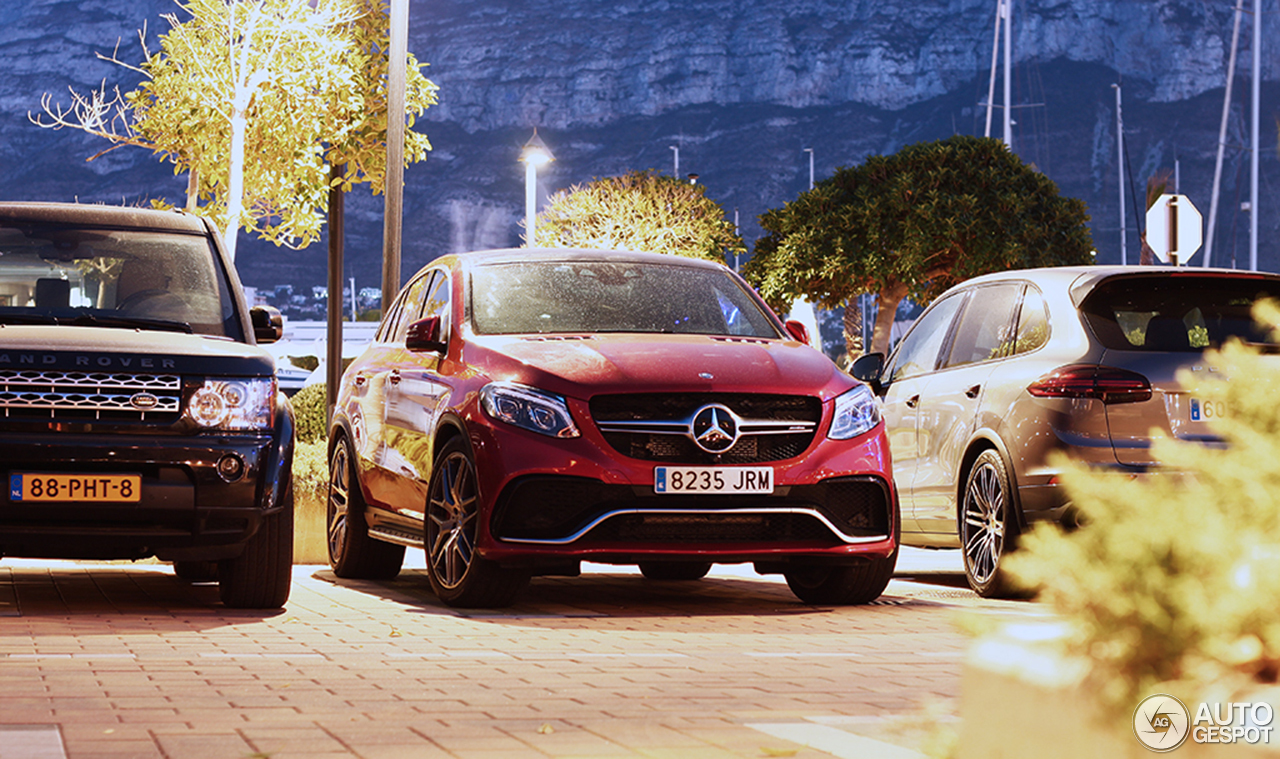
<box><xmin>0</xmin><ymin>429</ymin><xmax>291</xmax><ymax>561</ymax></box>
<box><xmin>467</xmin><ymin>402</ymin><xmax>898</xmax><ymax>565</ymax></box>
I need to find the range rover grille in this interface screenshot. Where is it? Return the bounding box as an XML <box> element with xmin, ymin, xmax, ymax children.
<box><xmin>0</xmin><ymin>370</ymin><xmax>182</xmax><ymax>422</ymax></box>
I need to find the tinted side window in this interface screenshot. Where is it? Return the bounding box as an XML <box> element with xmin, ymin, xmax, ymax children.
<box><xmin>942</xmin><ymin>284</ymin><xmax>1022</xmax><ymax>368</ymax></box>
<box><xmin>885</xmin><ymin>293</ymin><xmax>965</xmax><ymax>383</ymax></box>
<box><xmin>1012</xmin><ymin>286</ymin><xmax>1050</xmax><ymax>355</ymax></box>
<box><xmin>390</xmin><ymin>272</ymin><xmax>437</xmax><ymax>343</ymax></box>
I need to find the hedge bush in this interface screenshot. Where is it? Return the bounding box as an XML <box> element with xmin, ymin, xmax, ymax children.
<box><xmin>1008</xmin><ymin>301</ymin><xmax>1280</xmax><ymax>710</ymax></box>
<box><xmin>291</xmin><ymin>383</ymin><xmax>327</xmax><ymax>444</ymax></box>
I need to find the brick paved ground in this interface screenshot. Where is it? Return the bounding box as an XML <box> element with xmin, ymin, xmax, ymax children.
<box><xmin>0</xmin><ymin>551</ymin><xmax>1041</xmax><ymax>759</ymax></box>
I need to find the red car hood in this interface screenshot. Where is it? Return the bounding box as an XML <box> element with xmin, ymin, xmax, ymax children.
<box><xmin>464</xmin><ymin>333</ymin><xmax>853</xmax><ymax>400</ymax></box>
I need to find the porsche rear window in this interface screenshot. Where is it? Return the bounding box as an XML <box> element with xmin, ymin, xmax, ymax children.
<box><xmin>1080</xmin><ymin>276</ymin><xmax>1280</xmax><ymax>351</ymax></box>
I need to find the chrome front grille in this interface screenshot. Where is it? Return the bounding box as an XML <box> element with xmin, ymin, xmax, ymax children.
<box><xmin>590</xmin><ymin>393</ymin><xmax>821</xmax><ymax>464</ymax></box>
<box><xmin>0</xmin><ymin>370</ymin><xmax>182</xmax><ymax>421</ymax></box>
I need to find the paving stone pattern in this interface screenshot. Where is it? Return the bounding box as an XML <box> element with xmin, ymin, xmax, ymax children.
<box><xmin>0</xmin><ymin>556</ymin><xmax>1033</xmax><ymax>758</ymax></box>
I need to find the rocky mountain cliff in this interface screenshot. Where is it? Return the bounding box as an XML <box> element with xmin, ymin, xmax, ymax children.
<box><xmin>2</xmin><ymin>0</ymin><xmax>1278</xmax><ymax>292</ymax></box>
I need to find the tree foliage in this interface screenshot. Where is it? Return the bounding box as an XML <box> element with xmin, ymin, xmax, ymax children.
<box><xmin>534</xmin><ymin>170</ymin><xmax>746</xmax><ymax>264</ymax></box>
<box><xmin>743</xmin><ymin>136</ymin><xmax>1094</xmax><ymax>355</ymax></box>
<box><xmin>33</xmin><ymin>0</ymin><xmax>437</xmax><ymax>259</ymax></box>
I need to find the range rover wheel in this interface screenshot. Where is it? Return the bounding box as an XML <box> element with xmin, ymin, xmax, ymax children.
<box><xmin>328</xmin><ymin>437</ymin><xmax>404</xmax><ymax>579</ymax></box>
<box><xmin>218</xmin><ymin>487</ymin><xmax>293</xmax><ymax>609</ymax></box>
<box><xmin>784</xmin><ymin>554</ymin><xmax>896</xmax><ymax>605</ymax></box>
<box><xmin>425</xmin><ymin>438</ymin><xmax>529</xmax><ymax>608</ymax></box>
<box><xmin>960</xmin><ymin>449</ymin><xmax>1021</xmax><ymax>598</ymax></box>
<box><xmin>173</xmin><ymin>561</ymin><xmax>218</xmax><ymax>581</ymax></box>
<box><xmin>638</xmin><ymin>561</ymin><xmax>712</xmax><ymax>581</ymax></box>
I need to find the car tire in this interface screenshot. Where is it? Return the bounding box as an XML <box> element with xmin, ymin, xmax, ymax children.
<box><xmin>327</xmin><ymin>436</ymin><xmax>405</xmax><ymax>579</ymax></box>
<box><xmin>784</xmin><ymin>554</ymin><xmax>896</xmax><ymax>605</ymax></box>
<box><xmin>218</xmin><ymin>487</ymin><xmax>293</xmax><ymax>609</ymax></box>
<box><xmin>638</xmin><ymin>561</ymin><xmax>712</xmax><ymax>581</ymax></box>
<box><xmin>960</xmin><ymin>449</ymin><xmax>1023</xmax><ymax>598</ymax></box>
<box><xmin>173</xmin><ymin>561</ymin><xmax>218</xmax><ymax>581</ymax></box>
<box><xmin>425</xmin><ymin>437</ymin><xmax>530</xmax><ymax>608</ymax></box>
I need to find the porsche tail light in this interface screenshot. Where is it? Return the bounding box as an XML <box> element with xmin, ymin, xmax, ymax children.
<box><xmin>1027</xmin><ymin>365</ymin><xmax>1152</xmax><ymax>404</ymax></box>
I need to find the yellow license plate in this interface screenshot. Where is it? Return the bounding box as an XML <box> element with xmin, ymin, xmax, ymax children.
<box><xmin>10</xmin><ymin>473</ymin><xmax>142</xmax><ymax>503</ymax></box>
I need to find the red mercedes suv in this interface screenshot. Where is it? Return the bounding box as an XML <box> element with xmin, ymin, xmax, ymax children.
<box><xmin>327</xmin><ymin>249</ymin><xmax>895</xmax><ymax>607</ymax></box>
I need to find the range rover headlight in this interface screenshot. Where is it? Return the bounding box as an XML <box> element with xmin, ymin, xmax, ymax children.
<box><xmin>480</xmin><ymin>382</ymin><xmax>580</xmax><ymax>438</ymax></box>
<box><xmin>185</xmin><ymin>378</ymin><xmax>275</xmax><ymax>430</ymax></box>
<box><xmin>828</xmin><ymin>384</ymin><xmax>880</xmax><ymax>440</ymax></box>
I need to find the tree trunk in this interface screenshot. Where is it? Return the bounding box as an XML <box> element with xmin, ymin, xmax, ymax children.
<box><xmin>870</xmin><ymin>281</ymin><xmax>910</xmax><ymax>355</ymax></box>
<box><xmin>842</xmin><ymin>297</ymin><xmax>864</xmax><ymax>360</ymax></box>
<box><xmin>223</xmin><ymin>112</ymin><xmax>247</xmax><ymax>261</ymax></box>
<box><xmin>185</xmin><ymin>170</ymin><xmax>199</xmax><ymax>212</ymax></box>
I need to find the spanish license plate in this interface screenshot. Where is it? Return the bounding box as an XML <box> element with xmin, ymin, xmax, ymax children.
<box><xmin>9</xmin><ymin>473</ymin><xmax>142</xmax><ymax>503</ymax></box>
<box><xmin>653</xmin><ymin>466</ymin><xmax>774</xmax><ymax>494</ymax></box>
<box><xmin>1189</xmin><ymin>397</ymin><xmax>1231</xmax><ymax>422</ymax></box>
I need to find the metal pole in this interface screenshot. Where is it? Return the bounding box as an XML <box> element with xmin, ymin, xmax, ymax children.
<box><xmin>381</xmin><ymin>0</ymin><xmax>408</xmax><ymax>313</ymax></box>
<box><xmin>325</xmin><ymin>163</ymin><xmax>344</xmax><ymax>421</ymax></box>
<box><xmin>525</xmin><ymin>160</ymin><xmax>537</xmax><ymax>247</ymax></box>
<box><xmin>1113</xmin><ymin>84</ymin><xmax>1126</xmax><ymax>265</ymax></box>
<box><xmin>349</xmin><ymin>277</ymin><xmax>356</xmax><ymax>321</ymax></box>
<box><xmin>1002</xmin><ymin>0</ymin><xmax>1012</xmax><ymax>148</ymax></box>
<box><xmin>804</xmin><ymin>148</ymin><xmax>814</xmax><ymax>190</ymax></box>
<box><xmin>1249</xmin><ymin>0</ymin><xmax>1260</xmax><ymax>271</ymax></box>
<box><xmin>669</xmin><ymin>145</ymin><xmax>679</xmax><ymax>177</ymax></box>
<box><xmin>985</xmin><ymin>0</ymin><xmax>1001</xmax><ymax>138</ymax></box>
<box><xmin>1204</xmin><ymin>2</ymin><xmax>1242</xmax><ymax>268</ymax></box>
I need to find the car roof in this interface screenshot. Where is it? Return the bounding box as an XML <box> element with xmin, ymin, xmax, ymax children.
<box><xmin>0</xmin><ymin>201</ymin><xmax>209</xmax><ymax>234</ymax></box>
<box><xmin>946</xmin><ymin>264</ymin><xmax>1280</xmax><ymax>306</ymax></box>
<box><xmin>446</xmin><ymin>247</ymin><xmax>730</xmax><ymax>271</ymax></box>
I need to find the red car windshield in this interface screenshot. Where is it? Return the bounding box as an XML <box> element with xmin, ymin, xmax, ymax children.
<box><xmin>469</xmin><ymin>261</ymin><xmax>782</xmax><ymax>338</ymax></box>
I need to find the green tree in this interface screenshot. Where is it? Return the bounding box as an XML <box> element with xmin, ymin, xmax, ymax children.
<box><xmin>33</xmin><ymin>0</ymin><xmax>437</xmax><ymax>260</ymax></box>
<box><xmin>534</xmin><ymin>170</ymin><xmax>746</xmax><ymax>264</ymax></box>
<box><xmin>744</xmin><ymin>136</ymin><xmax>1094</xmax><ymax>356</ymax></box>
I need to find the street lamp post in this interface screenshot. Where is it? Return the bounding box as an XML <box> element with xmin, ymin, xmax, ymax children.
<box><xmin>669</xmin><ymin>145</ymin><xmax>679</xmax><ymax>177</ymax></box>
<box><xmin>521</xmin><ymin>130</ymin><xmax>554</xmax><ymax>247</ymax></box>
<box><xmin>803</xmin><ymin>148</ymin><xmax>814</xmax><ymax>190</ymax></box>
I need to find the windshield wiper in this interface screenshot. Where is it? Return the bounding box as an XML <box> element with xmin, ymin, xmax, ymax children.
<box><xmin>61</xmin><ymin>313</ymin><xmax>193</xmax><ymax>334</ymax></box>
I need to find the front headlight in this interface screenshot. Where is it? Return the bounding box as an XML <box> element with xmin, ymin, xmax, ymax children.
<box><xmin>480</xmin><ymin>382</ymin><xmax>580</xmax><ymax>438</ymax></box>
<box><xmin>184</xmin><ymin>378</ymin><xmax>275</xmax><ymax>431</ymax></box>
<box><xmin>828</xmin><ymin>384</ymin><xmax>880</xmax><ymax>440</ymax></box>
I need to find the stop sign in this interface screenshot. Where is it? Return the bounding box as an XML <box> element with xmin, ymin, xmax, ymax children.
<box><xmin>1145</xmin><ymin>194</ymin><xmax>1203</xmax><ymax>265</ymax></box>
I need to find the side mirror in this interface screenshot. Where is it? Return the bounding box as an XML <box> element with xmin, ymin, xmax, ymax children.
<box><xmin>406</xmin><ymin>315</ymin><xmax>447</xmax><ymax>354</ymax></box>
<box><xmin>250</xmin><ymin>305</ymin><xmax>284</xmax><ymax>344</ymax></box>
<box><xmin>850</xmin><ymin>352</ymin><xmax>885</xmax><ymax>392</ymax></box>
<box><xmin>784</xmin><ymin>320</ymin><xmax>811</xmax><ymax>345</ymax></box>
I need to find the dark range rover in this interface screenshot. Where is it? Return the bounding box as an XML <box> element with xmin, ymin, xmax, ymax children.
<box><xmin>0</xmin><ymin>203</ymin><xmax>294</xmax><ymax>608</ymax></box>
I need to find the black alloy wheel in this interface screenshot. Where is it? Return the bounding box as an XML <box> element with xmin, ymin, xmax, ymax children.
<box><xmin>327</xmin><ymin>436</ymin><xmax>404</xmax><ymax>579</ymax></box>
<box><xmin>424</xmin><ymin>438</ymin><xmax>529</xmax><ymax>608</ymax></box>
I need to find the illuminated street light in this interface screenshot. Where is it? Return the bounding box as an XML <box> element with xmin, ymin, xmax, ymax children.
<box><xmin>521</xmin><ymin>130</ymin><xmax>554</xmax><ymax>247</ymax></box>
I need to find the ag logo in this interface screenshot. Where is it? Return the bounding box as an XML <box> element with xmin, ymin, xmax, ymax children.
<box><xmin>1134</xmin><ymin>694</ymin><xmax>1190</xmax><ymax>752</ymax></box>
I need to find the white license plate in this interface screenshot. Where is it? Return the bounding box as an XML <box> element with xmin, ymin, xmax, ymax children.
<box><xmin>653</xmin><ymin>466</ymin><xmax>774</xmax><ymax>494</ymax></box>
<box><xmin>1189</xmin><ymin>397</ymin><xmax>1231</xmax><ymax>421</ymax></box>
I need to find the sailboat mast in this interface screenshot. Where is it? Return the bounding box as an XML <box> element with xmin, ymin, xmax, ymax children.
<box><xmin>1204</xmin><ymin>3</ymin><xmax>1243</xmax><ymax>268</ymax></box>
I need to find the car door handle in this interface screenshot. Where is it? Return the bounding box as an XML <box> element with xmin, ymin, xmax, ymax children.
<box><xmin>965</xmin><ymin>385</ymin><xmax>981</xmax><ymax>399</ymax></box>
<box><xmin>389</xmin><ymin>370</ymin><xmax>401</xmax><ymax>386</ymax></box>
<box><xmin>905</xmin><ymin>394</ymin><xmax>920</xmax><ymax>409</ymax></box>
